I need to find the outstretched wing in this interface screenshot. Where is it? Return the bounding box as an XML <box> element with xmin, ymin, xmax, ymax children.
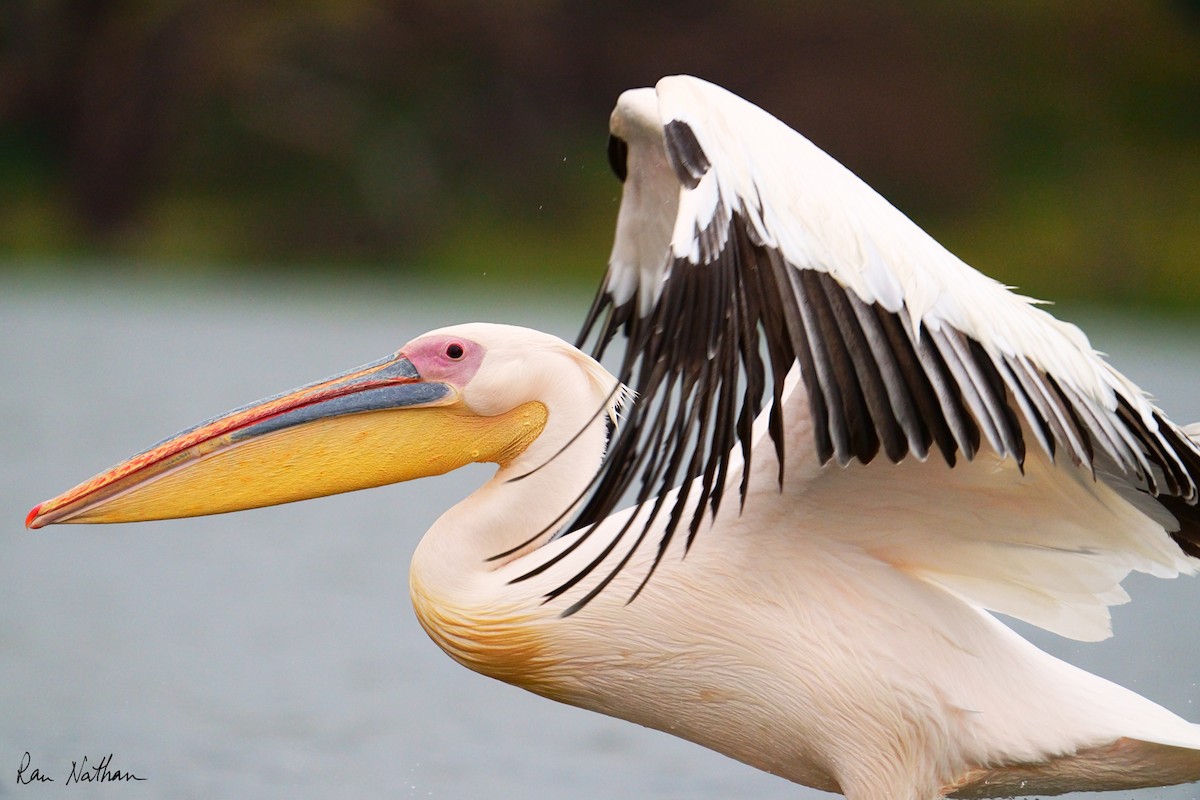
<box><xmin>554</xmin><ymin>75</ymin><xmax>1200</xmax><ymax>619</ymax></box>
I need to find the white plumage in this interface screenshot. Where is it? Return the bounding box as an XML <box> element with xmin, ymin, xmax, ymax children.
<box><xmin>561</xmin><ymin>76</ymin><xmax>1200</xmax><ymax>796</ymax></box>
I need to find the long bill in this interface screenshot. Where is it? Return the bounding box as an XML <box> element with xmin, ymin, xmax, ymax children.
<box><xmin>26</xmin><ymin>352</ymin><xmax>548</xmax><ymax>529</ymax></box>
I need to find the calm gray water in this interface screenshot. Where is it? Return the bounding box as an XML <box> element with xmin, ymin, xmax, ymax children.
<box><xmin>3</xmin><ymin>274</ymin><xmax>1200</xmax><ymax>800</ymax></box>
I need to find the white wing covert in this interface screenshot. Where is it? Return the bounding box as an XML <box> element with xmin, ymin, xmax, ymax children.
<box><xmin>557</xmin><ymin>75</ymin><xmax>1200</xmax><ymax>620</ymax></box>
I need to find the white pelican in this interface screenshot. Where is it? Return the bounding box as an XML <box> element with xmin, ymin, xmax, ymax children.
<box><xmin>27</xmin><ymin>76</ymin><xmax>1200</xmax><ymax>799</ymax></box>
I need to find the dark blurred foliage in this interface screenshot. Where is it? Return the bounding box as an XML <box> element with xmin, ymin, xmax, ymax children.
<box><xmin>1</xmin><ymin>1</ymin><xmax>1198</xmax><ymax>306</ymax></box>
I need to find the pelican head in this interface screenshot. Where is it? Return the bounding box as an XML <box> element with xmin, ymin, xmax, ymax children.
<box><xmin>25</xmin><ymin>323</ymin><xmax>617</xmax><ymax>531</ymax></box>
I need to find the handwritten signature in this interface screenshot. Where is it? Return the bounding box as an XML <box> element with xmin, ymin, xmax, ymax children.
<box><xmin>16</xmin><ymin>751</ymin><xmax>146</xmax><ymax>785</ymax></box>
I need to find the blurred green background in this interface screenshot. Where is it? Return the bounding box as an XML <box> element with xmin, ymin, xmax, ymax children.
<box><xmin>2</xmin><ymin>1</ymin><xmax>1198</xmax><ymax>309</ymax></box>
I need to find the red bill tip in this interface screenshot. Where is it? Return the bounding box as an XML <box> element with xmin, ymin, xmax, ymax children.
<box><xmin>25</xmin><ymin>503</ymin><xmax>43</xmax><ymax>530</ymax></box>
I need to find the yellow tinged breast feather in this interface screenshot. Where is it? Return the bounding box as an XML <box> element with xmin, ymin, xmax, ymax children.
<box><xmin>410</xmin><ymin>571</ymin><xmax>567</xmax><ymax>700</ymax></box>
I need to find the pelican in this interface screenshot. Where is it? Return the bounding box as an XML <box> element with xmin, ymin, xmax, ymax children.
<box><xmin>27</xmin><ymin>76</ymin><xmax>1200</xmax><ymax>799</ymax></box>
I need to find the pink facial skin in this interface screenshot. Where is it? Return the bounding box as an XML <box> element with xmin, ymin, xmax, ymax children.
<box><xmin>402</xmin><ymin>334</ymin><xmax>487</xmax><ymax>387</ymax></box>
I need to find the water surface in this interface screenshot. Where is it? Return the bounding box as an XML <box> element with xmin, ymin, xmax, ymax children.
<box><xmin>3</xmin><ymin>276</ymin><xmax>1199</xmax><ymax>799</ymax></box>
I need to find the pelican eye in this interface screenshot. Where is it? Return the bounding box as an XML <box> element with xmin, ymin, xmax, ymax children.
<box><xmin>445</xmin><ymin>342</ymin><xmax>465</xmax><ymax>360</ymax></box>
